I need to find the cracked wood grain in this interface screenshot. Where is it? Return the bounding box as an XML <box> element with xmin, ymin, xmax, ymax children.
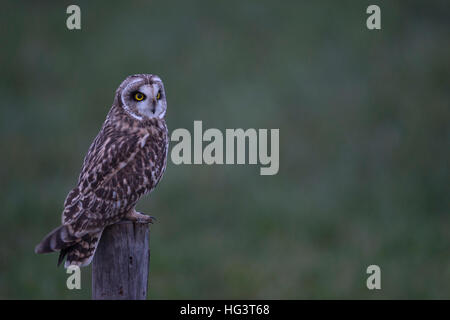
<box><xmin>92</xmin><ymin>221</ymin><xmax>150</xmax><ymax>300</ymax></box>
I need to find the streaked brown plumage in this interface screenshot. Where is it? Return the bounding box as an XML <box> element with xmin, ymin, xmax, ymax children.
<box><xmin>35</xmin><ymin>74</ymin><xmax>169</xmax><ymax>267</ymax></box>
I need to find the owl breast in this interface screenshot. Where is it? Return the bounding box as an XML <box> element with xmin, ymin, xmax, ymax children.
<box><xmin>111</xmin><ymin>123</ymin><xmax>168</xmax><ymax>213</ymax></box>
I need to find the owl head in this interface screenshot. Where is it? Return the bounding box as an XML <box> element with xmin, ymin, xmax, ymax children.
<box><xmin>115</xmin><ymin>74</ymin><xmax>167</xmax><ymax>120</ymax></box>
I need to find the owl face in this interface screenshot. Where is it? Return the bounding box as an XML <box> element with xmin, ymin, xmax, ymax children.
<box><xmin>117</xmin><ymin>74</ymin><xmax>167</xmax><ymax>121</ymax></box>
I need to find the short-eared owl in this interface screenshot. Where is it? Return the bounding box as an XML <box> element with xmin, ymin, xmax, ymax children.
<box><xmin>35</xmin><ymin>74</ymin><xmax>169</xmax><ymax>267</ymax></box>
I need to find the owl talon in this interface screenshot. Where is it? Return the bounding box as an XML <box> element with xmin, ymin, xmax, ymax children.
<box><xmin>125</xmin><ymin>209</ymin><xmax>156</xmax><ymax>224</ymax></box>
<box><xmin>137</xmin><ymin>213</ymin><xmax>157</xmax><ymax>224</ymax></box>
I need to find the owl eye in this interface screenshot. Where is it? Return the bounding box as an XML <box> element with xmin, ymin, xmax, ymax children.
<box><xmin>156</xmin><ymin>91</ymin><xmax>161</xmax><ymax>100</ymax></box>
<box><xmin>133</xmin><ymin>92</ymin><xmax>145</xmax><ymax>101</ymax></box>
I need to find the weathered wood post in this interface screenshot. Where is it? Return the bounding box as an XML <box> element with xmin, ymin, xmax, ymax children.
<box><xmin>92</xmin><ymin>221</ymin><xmax>150</xmax><ymax>300</ymax></box>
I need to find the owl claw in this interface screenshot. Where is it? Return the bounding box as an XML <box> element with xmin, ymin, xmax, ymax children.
<box><xmin>125</xmin><ymin>209</ymin><xmax>156</xmax><ymax>224</ymax></box>
<box><xmin>137</xmin><ymin>213</ymin><xmax>157</xmax><ymax>224</ymax></box>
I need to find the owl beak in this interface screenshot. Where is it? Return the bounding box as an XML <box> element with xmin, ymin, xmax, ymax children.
<box><xmin>151</xmin><ymin>99</ymin><xmax>156</xmax><ymax>113</ymax></box>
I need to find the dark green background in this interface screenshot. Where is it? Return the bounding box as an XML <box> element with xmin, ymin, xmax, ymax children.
<box><xmin>0</xmin><ymin>1</ymin><xmax>448</xmax><ymax>299</ymax></box>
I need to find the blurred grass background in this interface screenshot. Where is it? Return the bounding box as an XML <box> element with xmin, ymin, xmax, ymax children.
<box><xmin>0</xmin><ymin>0</ymin><xmax>449</xmax><ymax>299</ymax></box>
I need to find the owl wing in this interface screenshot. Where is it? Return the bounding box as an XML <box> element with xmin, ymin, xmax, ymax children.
<box><xmin>62</xmin><ymin>122</ymin><xmax>147</xmax><ymax>232</ymax></box>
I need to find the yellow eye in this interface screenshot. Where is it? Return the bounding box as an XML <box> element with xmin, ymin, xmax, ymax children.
<box><xmin>134</xmin><ymin>92</ymin><xmax>145</xmax><ymax>101</ymax></box>
<box><xmin>156</xmin><ymin>91</ymin><xmax>161</xmax><ymax>100</ymax></box>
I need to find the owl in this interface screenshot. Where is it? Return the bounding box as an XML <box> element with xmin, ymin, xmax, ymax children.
<box><xmin>35</xmin><ymin>74</ymin><xmax>169</xmax><ymax>268</ymax></box>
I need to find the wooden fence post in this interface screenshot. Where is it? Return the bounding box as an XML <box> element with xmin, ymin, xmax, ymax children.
<box><xmin>92</xmin><ymin>221</ymin><xmax>150</xmax><ymax>300</ymax></box>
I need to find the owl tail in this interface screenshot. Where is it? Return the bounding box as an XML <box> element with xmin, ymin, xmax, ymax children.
<box><xmin>35</xmin><ymin>226</ymin><xmax>103</xmax><ymax>268</ymax></box>
<box><xmin>34</xmin><ymin>225</ymin><xmax>78</xmax><ymax>255</ymax></box>
<box><xmin>60</xmin><ymin>231</ymin><xmax>103</xmax><ymax>268</ymax></box>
